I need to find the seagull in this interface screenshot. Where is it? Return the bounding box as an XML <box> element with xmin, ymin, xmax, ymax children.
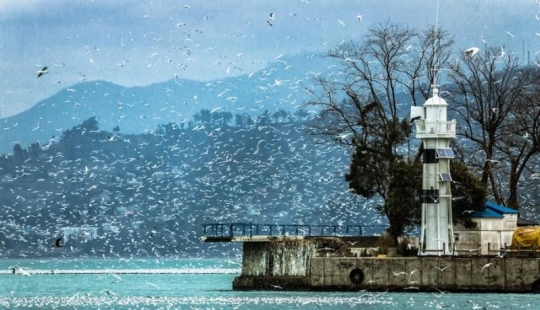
<box><xmin>466</xmin><ymin>300</ymin><xmax>487</xmax><ymax>310</ymax></box>
<box><xmin>356</xmin><ymin>14</ymin><xmax>363</xmax><ymax>21</ymax></box>
<box><xmin>435</xmin><ymin>265</ymin><xmax>450</xmax><ymax>272</ymax></box>
<box><xmin>481</xmin><ymin>263</ymin><xmax>492</xmax><ymax>273</ymax></box>
<box><xmin>150</xmin><ymin>226</ymin><xmax>158</xmax><ymax>237</ymax></box>
<box><xmin>432</xmin><ymin>289</ymin><xmax>446</xmax><ymax>298</ymax></box>
<box><xmin>37</xmin><ymin>66</ymin><xmax>48</xmax><ymax>78</ymax></box>
<box><xmin>147</xmin><ymin>282</ymin><xmax>159</xmax><ymax>288</ymax></box>
<box><xmin>18</xmin><ymin>267</ymin><xmax>31</xmax><ymax>276</ymax></box>
<box><xmin>410</xmin><ymin>115</ymin><xmax>422</xmax><ymax>123</ymax></box>
<box><xmin>506</xmin><ymin>31</ymin><xmax>515</xmax><ymax>38</ymax></box>
<box><xmin>464</xmin><ymin>47</ymin><xmax>479</xmax><ymax>57</ymax></box>
<box><xmin>111</xmin><ymin>273</ymin><xmax>123</xmax><ymax>283</ymax></box>
<box><xmin>496</xmin><ymin>46</ymin><xmax>505</xmax><ymax>58</ymax></box>
<box><xmin>266</xmin><ymin>12</ymin><xmax>275</xmax><ymax>26</ymax></box>
<box><xmin>52</xmin><ymin>237</ymin><xmax>63</xmax><ymax>248</ymax></box>
<box><xmin>408</xmin><ymin>269</ymin><xmax>420</xmax><ymax>283</ymax></box>
<box><xmin>270</xmin><ymin>284</ymin><xmax>283</xmax><ymax>289</ymax></box>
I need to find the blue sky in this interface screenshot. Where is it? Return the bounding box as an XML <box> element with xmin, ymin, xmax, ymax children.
<box><xmin>0</xmin><ymin>0</ymin><xmax>538</xmax><ymax>118</ymax></box>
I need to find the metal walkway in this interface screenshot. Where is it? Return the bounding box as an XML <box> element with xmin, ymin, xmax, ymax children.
<box><xmin>201</xmin><ymin>222</ymin><xmax>385</xmax><ymax>239</ymax></box>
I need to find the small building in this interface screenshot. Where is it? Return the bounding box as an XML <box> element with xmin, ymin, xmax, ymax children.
<box><xmin>453</xmin><ymin>201</ymin><xmax>519</xmax><ymax>255</ymax></box>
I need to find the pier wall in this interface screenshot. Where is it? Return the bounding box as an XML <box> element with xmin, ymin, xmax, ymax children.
<box><xmin>232</xmin><ymin>237</ymin><xmax>540</xmax><ymax>292</ymax></box>
<box><xmin>240</xmin><ymin>238</ymin><xmax>315</xmax><ymax>276</ymax></box>
<box><xmin>310</xmin><ymin>256</ymin><xmax>540</xmax><ymax>292</ymax></box>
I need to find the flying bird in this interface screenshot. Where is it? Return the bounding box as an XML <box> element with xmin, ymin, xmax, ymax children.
<box><xmin>464</xmin><ymin>47</ymin><xmax>479</xmax><ymax>57</ymax></box>
<box><xmin>267</xmin><ymin>12</ymin><xmax>275</xmax><ymax>26</ymax></box>
<box><xmin>410</xmin><ymin>115</ymin><xmax>422</xmax><ymax>123</ymax></box>
<box><xmin>52</xmin><ymin>237</ymin><xmax>63</xmax><ymax>248</ymax></box>
<box><xmin>435</xmin><ymin>265</ymin><xmax>450</xmax><ymax>272</ymax></box>
<box><xmin>356</xmin><ymin>14</ymin><xmax>363</xmax><ymax>21</ymax></box>
<box><xmin>481</xmin><ymin>263</ymin><xmax>492</xmax><ymax>273</ymax></box>
<box><xmin>37</xmin><ymin>66</ymin><xmax>48</xmax><ymax>78</ymax></box>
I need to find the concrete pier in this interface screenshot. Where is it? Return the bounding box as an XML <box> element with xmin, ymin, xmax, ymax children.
<box><xmin>231</xmin><ymin>237</ymin><xmax>540</xmax><ymax>292</ymax></box>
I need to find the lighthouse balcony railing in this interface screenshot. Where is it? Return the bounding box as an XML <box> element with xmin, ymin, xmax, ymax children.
<box><xmin>415</xmin><ymin>120</ymin><xmax>456</xmax><ymax>137</ymax></box>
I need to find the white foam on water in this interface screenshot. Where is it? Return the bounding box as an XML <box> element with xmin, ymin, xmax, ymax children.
<box><xmin>0</xmin><ymin>268</ymin><xmax>241</xmax><ymax>275</ymax></box>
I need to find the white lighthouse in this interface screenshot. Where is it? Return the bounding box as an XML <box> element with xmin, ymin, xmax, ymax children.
<box><xmin>411</xmin><ymin>86</ymin><xmax>456</xmax><ymax>255</ymax></box>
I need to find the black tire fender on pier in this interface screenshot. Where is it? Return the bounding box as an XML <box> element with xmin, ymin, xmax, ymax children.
<box><xmin>349</xmin><ymin>268</ymin><xmax>364</xmax><ymax>284</ymax></box>
<box><xmin>532</xmin><ymin>278</ymin><xmax>540</xmax><ymax>293</ymax></box>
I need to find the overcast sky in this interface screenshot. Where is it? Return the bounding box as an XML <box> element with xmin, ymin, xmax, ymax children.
<box><xmin>1</xmin><ymin>0</ymin><xmax>538</xmax><ymax>118</ymax></box>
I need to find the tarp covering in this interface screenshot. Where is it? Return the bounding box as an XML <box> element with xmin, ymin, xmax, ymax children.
<box><xmin>511</xmin><ymin>227</ymin><xmax>540</xmax><ymax>248</ymax></box>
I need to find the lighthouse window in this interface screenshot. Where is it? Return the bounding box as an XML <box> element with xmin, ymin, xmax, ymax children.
<box><xmin>436</xmin><ymin>148</ymin><xmax>455</xmax><ymax>158</ymax></box>
<box><xmin>439</xmin><ymin>173</ymin><xmax>453</xmax><ymax>182</ymax></box>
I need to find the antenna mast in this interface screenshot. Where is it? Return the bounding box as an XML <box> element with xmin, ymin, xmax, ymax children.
<box><xmin>432</xmin><ymin>0</ymin><xmax>441</xmax><ymax>88</ymax></box>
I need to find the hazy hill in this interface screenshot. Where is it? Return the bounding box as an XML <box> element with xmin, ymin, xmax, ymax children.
<box><xmin>0</xmin><ymin>54</ymin><xmax>335</xmax><ymax>154</ymax></box>
<box><xmin>0</xmin><ymin>115</ymin><xmax>382</xmax><ymax>258</ymax></box>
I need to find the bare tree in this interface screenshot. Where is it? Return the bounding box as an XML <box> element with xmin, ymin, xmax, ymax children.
<box><xmin>306</xmin><ymin>23</ymin><xmax>454</xmax><ymax>239</ymax></box>
<box><xmin>448</xmin><ymin>47</ymin><xmax>540</xmax><ymax>208</ymax></box>
<box><xmin>500</xmin><ymin>67</ymin><xmax>540</xmax><ymax>208</ymax></box>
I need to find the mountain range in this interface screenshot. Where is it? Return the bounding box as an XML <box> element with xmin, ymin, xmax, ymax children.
<box><xmin>0</xmin><ymin>54</ymin><xmax>335</xmax><ymax>154</ymax></box>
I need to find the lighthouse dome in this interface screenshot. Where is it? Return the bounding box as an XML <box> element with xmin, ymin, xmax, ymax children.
<box><xmin>424</xmin><ymin>87</ymin><xmax>447</xmax><ymax>121</ymax></box>
<box><xmin>424</xmin><ymin>87</ymin><xmax>448</xmax><ymax>106</ymax></box>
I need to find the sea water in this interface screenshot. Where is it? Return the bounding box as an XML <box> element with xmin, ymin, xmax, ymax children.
<box><xmin>0</xmin><ymin>257</ymin><xmax>537</xmax><ymax>309</ymax></box>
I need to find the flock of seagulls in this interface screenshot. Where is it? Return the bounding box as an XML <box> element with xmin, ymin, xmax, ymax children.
<box><xmin>0</xmin><ymin>3</ymin><xmax>533</xmax><ymax>310</ymax></box>
<box><xmin>0</xmin><ymin>109</ymin><xmax>379</xmax><ymax>258</ymax></box>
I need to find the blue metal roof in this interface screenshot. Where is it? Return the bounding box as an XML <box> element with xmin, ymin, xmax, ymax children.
<box><xmin>471</xmin><ymin>209</ymin><xmax>503</xmax><ymax>218</ymax></box>
<box><xmin>471</xmin><ymin>201</ymin><xmax>519</xmax><ymax>218</ymax></box>
<box><xmin>485</xmin><ymin>201</ymin><xmax>520</xmax><ymax>214</ymax></box>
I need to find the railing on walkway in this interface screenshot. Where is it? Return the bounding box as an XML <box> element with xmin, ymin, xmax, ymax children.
<box><xmin>201</xmin><ymin>222</ymin><xmax>386</xmax><ymax>238</ymax></box>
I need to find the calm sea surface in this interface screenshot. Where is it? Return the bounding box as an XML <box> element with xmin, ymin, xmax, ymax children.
<box><xmin>0</xmin><ymin>257</ymin><xmax>537</xmax><ymax>309</ymax></box>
